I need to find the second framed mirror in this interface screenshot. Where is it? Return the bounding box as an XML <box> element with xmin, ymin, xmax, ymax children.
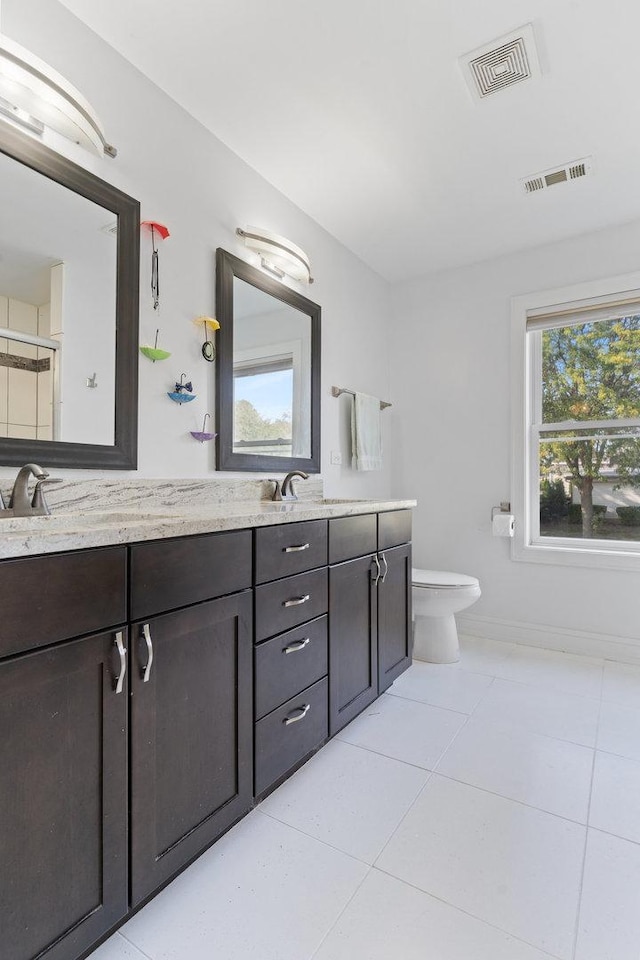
<box><xmin>215</xmin><ymin>249</ymin><xmax>321</xmax><ymax>473</ymax></box>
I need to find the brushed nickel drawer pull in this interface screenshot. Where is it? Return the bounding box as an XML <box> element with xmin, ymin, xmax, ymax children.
<box><xmin>284</xmin><ymin>704</ymin><xmax>311</xmax><ymax>725</ymax></box>
<box><xmin>283</xmin><ymin>594</ymin><xmax>310</xmax><ymax>607</ymax></box>
<box><xmin>141</xmin><ymin>623</ymin><xmax>154</xmax><ymax>683</ymax></box>
<box><xmin>380</xmin><ymin>552</ymin><xmax>389</xmax><ymax>584</ymax></box>
<box><xmin>283</xmin><ymin>637</ymin><xmax>311</xmax><ymax>654</ymax></box>
<box><xmin>114</xmin><ymin>632</ymin><xmax>127</xmax><ymax>695</ymax></box>
<box><xmin>283</xmin><ymin>543</ymin><xmax>310</xmax><ymax>553</ymax></box>
<box><xmin>371</xmin><ymin>555</ymin><xmax>381</xmax><ymax>585</ymax></box>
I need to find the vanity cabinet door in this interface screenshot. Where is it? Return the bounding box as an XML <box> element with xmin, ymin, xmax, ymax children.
<box><xmin>377</xmin><ymin>543</ymin><xmax>412</xmax><ymax>693</ymax></box>
<box><xmin>328</xmin><ymin>554</ymin><xmax>378</xmax><ymax>735</ymax></box>
<box><xmin>0</xmin><ymin>630</ymin><xmax>128</xmax><ymax>960</ymax></box>
<box><xmin>130</xmin><ymin>592</ymin><xmax>253</xmax><ymax>906</ymax></box>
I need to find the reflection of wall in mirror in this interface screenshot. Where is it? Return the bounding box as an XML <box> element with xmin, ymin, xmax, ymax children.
<box><xmin>233</xmin><ymin>306</ymin><xmax>312</xmax><ymax>458</ymax></box>
<box><xmin>0</xmin><ymin>150</ymin><xmax>118</xmax><ymax>448</ymax></box>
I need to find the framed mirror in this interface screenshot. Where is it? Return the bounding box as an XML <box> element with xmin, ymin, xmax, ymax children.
<box><xmin>216</xmin><ymin>249</ymin><xmax>321</xmax><ymax>473</ymax></box>
<box><xmin>0</xmin><ymin>122</ymin><xmax>139</xmax><ymax>469</ymax></box>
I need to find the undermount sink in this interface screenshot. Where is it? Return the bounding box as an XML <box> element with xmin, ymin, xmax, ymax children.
<box><xmin>0</xmin><ymin>511</ymin><xmax>175</xmax><ymax>533</ymax></box>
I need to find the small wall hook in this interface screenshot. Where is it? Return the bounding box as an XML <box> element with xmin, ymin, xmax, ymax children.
<box><xmin>190</xmin><ymin>413</ymin><xmax>216</xmax><ymax>443</ymax></box>
<box><xmin>86</xmin><ymin>372</ymin><xmax>98</xmax><ymax>389</ymax></box>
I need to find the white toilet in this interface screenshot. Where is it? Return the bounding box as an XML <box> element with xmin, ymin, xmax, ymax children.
<box><xmin>412</xmin><ymin>568</ymin><xmax>481</xmax><ymax>664</ymax></box>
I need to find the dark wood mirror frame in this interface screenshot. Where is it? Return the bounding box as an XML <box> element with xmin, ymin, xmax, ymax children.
<box><xmin>215</xmin><ymin>248</ymin><xmax>321</xmax><ymax>473</ymax></box>
<box><xmin>0</xmin><ymin>123</ymin><xmax>139</xmax><ymax>470</ymax></box>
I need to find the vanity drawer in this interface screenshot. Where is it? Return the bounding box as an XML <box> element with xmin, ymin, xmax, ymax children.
<box><xmin>378</xmin><ymin>510</ymin><xmax>412</xmax><ymax>550</ymax></box>
<box><xmin>328</xmin><ymin>514</ymin><xmax>377</xmax><ymax>564</ymax></box>
<box><xmin>254</xmin><ymin>677</ymin><xmax>328</xmax><ymax>797</ymax></box>
<box><xmin>255</xmin><ymin>568</ymin><xmax>328</xmax><ymax>642</ymax></box>
<box><xmin>255</xmin><ymin>520</ymin><xmax>327</xmax><ymax>584</ymax></box>
<box><xmin>130</xmin><ymin>530</ymin><xmax>252</xmax><ymax>620</ymax></box>
<box><xmin>255</xmin><ymin>616</ymin><xmax>328</xmax><ymax>720</ymax></box>
<box><xmin>0</xmin><ymin>546</ymin><xmax>127</xmax><ymax>659</ymax></box>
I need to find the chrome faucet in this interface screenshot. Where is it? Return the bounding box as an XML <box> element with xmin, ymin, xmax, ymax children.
<box><xmin>2</xmin><ymin>463</ymin><xmax>62</xmax><ymax>517</ymax></box>
<box><xmin>270</xmin><ymin>471</ymin><xmax>309</xmax><ymax>502</ymax></box>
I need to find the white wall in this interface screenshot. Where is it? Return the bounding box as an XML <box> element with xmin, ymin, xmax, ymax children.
<box><xmin>389</xmin><ymin>218</ymin><xmax>640</xmax><ymax>649</ymax></box>
<box><xmin>0</xmin><ymin>0</ymin><xmax>393</xmax><ymax>499</ymax></box>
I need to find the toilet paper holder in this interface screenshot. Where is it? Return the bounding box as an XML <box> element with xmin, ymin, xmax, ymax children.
<box><xmin>491</xmin><ymin>501</ymin><xmax>511</xmax><ymax>520</ymax></box>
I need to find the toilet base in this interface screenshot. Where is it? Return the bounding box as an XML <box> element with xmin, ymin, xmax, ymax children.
<box><xmin>413</xmin><ymin>613</ymin><xmax>460</xmax><ymax>664</ymax></box>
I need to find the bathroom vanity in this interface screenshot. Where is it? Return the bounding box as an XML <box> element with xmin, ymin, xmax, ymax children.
<box><xmin>0</xmin><ymin>497</ymin><xmax>413</xmax><ymax>960</ymax></box>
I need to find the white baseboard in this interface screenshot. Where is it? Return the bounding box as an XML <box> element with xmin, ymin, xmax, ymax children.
<box><xmin>456</xmin><ymin>613</ymin><xmax>640</xmax><ymax>664</ymax></box>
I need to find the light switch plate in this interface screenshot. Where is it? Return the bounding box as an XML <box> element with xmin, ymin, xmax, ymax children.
<box><xmin>330</xmin><ymin>450</ymin><xmax>342</xmax><ymax>465</ymax></box>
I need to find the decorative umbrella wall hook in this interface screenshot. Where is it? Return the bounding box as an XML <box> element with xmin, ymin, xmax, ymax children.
<box><xmin>168</xmin><ymin>373</ymin><xmax>196</xmax><ymax>404</ymax></box>
<box><xmin>193</xmin><ymin>316</ymin><xmax>220</xmax><ymax>362</ymax></box>
<box><xmin>141</xmin><ymin>221</ymin><xmax>170</xmax><ymax>311</ymax></box>
<box><xmin>140</xmin><ymin>328</ymin><xmax>171</xmax><ymax>362</ymax></box>
<box><xmin>190</xmin><ymin>413</ymin><xmax>216</xmax><ymax>443</ymax></box>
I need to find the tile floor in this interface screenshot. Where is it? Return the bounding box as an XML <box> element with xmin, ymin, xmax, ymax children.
<box><xmin>92</xmin><ymin>636</ymin><xmax>640</xmax><ymax>960</ymax></box>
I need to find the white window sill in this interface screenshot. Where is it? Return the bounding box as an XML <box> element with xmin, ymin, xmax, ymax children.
<box><xmin>512</xmin><ymin>536</ymin><xmax>640</xmax><ymax>572</ymax></box>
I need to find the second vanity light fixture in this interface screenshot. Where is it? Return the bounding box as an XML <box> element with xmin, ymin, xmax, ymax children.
<box><xmin>0</xmin><ymin>18</ymin><xmax>116</xmax><ymax>157</ymax></box>
<box><xmin>236</xmin><ymin>226</ymin><xmax>314</xmax><ymax>284</ymax></box>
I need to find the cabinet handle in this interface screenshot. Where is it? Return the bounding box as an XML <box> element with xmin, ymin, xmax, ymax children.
<box><xmin>371</xmin><ymin>555</ymin><xmax>381</xmax><ymax>585</ymax></box>
<box><xmin>284</xmin><ymin>703</ymin><xmax>311</xmax><ymax>725</ymax></box>
<box><xmin>141</xmin><ymin>623</ymin><xmax>154</xmax><ymax>683</ymax></box>
<box><xmin>114</xmin><ymin>631</ymin><xmax>127</xmax><ymax>695</ymax></box>
<box><xmin>283</xmin><ymin>543</ymin><xmax>310</xmax><ymax>553</ymax></box>
<box><xmin>283</xmin><ymin>637</ymin><xmax>311</xmax><ymax>654</ymax></box>
<box><xmin>283</xmin><ymin>594</ymin><xmax>310</xmax><ymax>607</ymax></box>
<box><xmin>380</xmin><ymin>553</ymin><xmax>389</xmax><ymax>584</ymax></box>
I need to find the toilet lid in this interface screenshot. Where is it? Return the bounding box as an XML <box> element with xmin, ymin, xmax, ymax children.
<box><xmin>412</xmin><ymin>568</ymin><xmax>479</xmax><ymax>588</ymax></box>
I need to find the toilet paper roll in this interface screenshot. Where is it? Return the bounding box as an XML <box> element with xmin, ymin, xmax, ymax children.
<box><xmin>492</xmin><ymin>513</ymin><xmax>515</xmax><ymax>537</ymax></box>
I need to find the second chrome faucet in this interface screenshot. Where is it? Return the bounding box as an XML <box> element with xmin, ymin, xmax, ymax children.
<box><xmin>270</xmin><ymin>471</ymin><xmax>309</xmax><ymax>502</ymax></box>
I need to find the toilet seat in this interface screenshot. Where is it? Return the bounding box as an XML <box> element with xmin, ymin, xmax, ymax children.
<box><xmin>412</xmin><ymin>568</ymin><xmax>479</xmax><ymax>589</ymax></box>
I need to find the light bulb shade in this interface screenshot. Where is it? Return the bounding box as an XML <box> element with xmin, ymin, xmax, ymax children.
<box><xmin>0</xmin><ymin>34</ymin><xmax>116</xmax><ymax>157</ymax></box>
<box><xmin>237</xmin><ymin>226</ymin><xmax>313</xmax><ymax>283</ymax></box>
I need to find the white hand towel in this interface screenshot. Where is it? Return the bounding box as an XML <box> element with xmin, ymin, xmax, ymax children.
<box><xmin>351</xmin><ymin>392</ymin><xmax>383</xmax><ymax>471</ymax></box>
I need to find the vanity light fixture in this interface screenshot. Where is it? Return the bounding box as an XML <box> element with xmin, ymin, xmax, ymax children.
<box><xmin>236</xmin><ymin>226</ymin><xmax>314</xmax><ymax>284</ymax></box>
<box><xmin>0</xmin><ymin>30</ymin><xmax>117</xmax><ymax>157</ymax></box>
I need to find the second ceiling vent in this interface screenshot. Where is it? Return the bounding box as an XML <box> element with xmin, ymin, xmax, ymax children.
<box><xmin>461</xmin><ymin>24</ymin><xmax>541</xmax><ymax>100</ymax></box>
<box><xmin>522</xmin><ymin>158</ymin><xmax>593</xmax><ymax>195</ymax></box>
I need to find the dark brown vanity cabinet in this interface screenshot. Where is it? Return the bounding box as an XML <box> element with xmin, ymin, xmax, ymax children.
<box><xmin>0</xmin><ymin>509</ymin><xmax>411</xmax><ymax>960</ymax></box>
<box><xmin>0</xmin><ymin>548</ymin><xmax>128</xmax><ymax>960</ymax></box>
<box><xmin>129</xmin><ymin>592</ymin><xmax>253</xmax><ymax>905</ymax></box>
<box><xmin>328</xmin><ymin>512</ymin><xmax>412</xmax><ymax>735</ymax></box>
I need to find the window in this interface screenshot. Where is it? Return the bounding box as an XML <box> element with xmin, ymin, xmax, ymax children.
<box><xmin>512</xmin><ymin>275</ymin><xmax>640</xmax><ymax>569</ymax></box>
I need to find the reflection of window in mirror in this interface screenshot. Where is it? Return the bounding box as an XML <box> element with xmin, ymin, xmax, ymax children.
<box><xmin>232</xmin><ymin>276</ymin><xmax>312</xmax><ymax>460</ymax></box>
<box><xmin>233</xmin><ymin>352</ymin><xmax>294</xmax><ymax>457</ymax></box>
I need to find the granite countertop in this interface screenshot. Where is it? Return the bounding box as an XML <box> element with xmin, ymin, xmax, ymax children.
<box><xmin>0</xmin><ymin>497</ymin><xmax>417</xmax><ymax>560</ymax></box>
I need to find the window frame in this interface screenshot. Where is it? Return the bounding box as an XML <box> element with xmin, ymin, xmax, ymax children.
<box><xmin>511</xmin><ymin>271</ymin><xmax>640</xmax><ymax>572</ymax></box>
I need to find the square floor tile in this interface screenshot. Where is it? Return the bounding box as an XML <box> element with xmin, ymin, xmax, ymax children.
<box><xmin>336</xmin><ymin>693</ymin><xmax>466</xmax><ymax>769</ymax></box>
<box><xmin>313</xmin><ymin>869</ymin><xmax>555</xmax><ymax>960</ymax></box>
<box><xmin>436</xmin><ymin>717</ymin><xmax>593</xmax><ymax>821</ymax></box>
<box><xmin>602</xmin><ymin>661</ymin><xmax>640</xmax><ymax>709</ymax></box>
<box><xmin>590</xmin><ymin>751</ymin><xmax>640</xmax><ymax>843</ymax></box>
<box><xmin>387</xmin><ymin>661</ymin><xmax>493</xmax><ymax>713</ymax></box>
<box><xmin>121</xmin><ymin>810</ymin><xmax>367</xmax><ymax>960</ymax></box>
<box><xmin>89</xmin><ymin>936</ymin><xmax>148</xmax><ymax>960</ymax></box>
<box><xmin>454</xmin><ymin>635</ymin><xmax>517</xmax><ymax>676</ymax></box>
<box><xmin>473</xmin><ymin>678</ymin><xmax>600</xmax><ymax>746</ymax></box>
<box><xmin>492</xmin><ymin>646</ymin><xmax>603</xmax><ymax>699</ymax></box>
<box><xmin>575</xmin><ymin>829</ymin><xmax>640</xmax><ymax>960</ymax></box>
<box><xmin>597</xmin><ymin>700</ymin><xmax>640</xmax><ymax>762</ymax></box>
<box><xmin>377</xmin><ymin>775</ymin><xmax>585</xmax><ymax>959</ymax></box>
<box><xmin>260</xmin><ymin>739</ymin><xmax>428</xmax><ymax>863</ymax></box>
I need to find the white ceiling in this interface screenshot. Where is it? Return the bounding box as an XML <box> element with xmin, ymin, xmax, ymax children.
<box><xmin>58</xmin><ymin>0</ymin><xmax>640</xmax><ymax>283</ymax></box>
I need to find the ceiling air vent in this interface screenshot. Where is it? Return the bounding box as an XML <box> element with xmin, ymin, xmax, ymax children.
<box><xmin>522</xmin><ymin>157</ymin><xmax>593</xmax><ymax>195</ymax></box>
<box><xmin>100</xmin><ymin>221</ymin><xmax>118</xmax><ymax>237</ymax></box>
<box><xmin>461</xmin><ymin>24</ymin><xmax>541</xmax><ymax>101</ymax></box>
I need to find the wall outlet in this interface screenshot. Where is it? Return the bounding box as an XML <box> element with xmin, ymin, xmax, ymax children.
<box><xmin>330</xmin><ymin>450</ymin><xmax>342</xmax><ymax>465</ymax></box>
